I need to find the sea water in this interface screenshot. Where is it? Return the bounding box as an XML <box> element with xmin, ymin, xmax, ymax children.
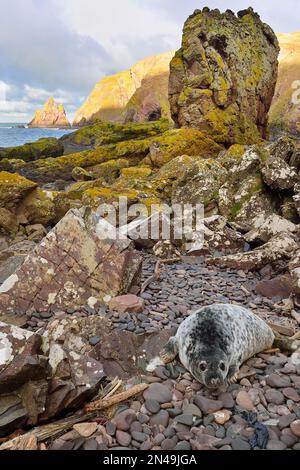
<box><xmin>0</xmin><ymin>123</ymin><xmax>74</xmax><ymax>148</ymax></box>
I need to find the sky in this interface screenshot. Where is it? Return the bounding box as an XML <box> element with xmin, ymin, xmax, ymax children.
<box><xmin>0</xmin><ymin>0</ymin><xmax>299</xmax><ymax>123</ymax></box>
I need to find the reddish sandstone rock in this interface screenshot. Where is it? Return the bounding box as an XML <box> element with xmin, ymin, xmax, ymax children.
<box><xmin>255</xmin><ymin>274</ymin><xmax>293</xmax><ymax>299</ymax></box>
<box><xmin>109</xmin><ymin>294</ymin><xmax>144</xmax><ymax>314</ymax></box>
<box><xmin>0</xmin><ymin>208</ymin><xmax>142</xmax><ymax>316</ymax></box>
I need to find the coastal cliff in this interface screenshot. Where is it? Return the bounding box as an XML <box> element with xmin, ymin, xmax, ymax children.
<box><xmin>73</xmin><ymin>51</ymin><xmax>175</xmax><ymax>126</ymax></box>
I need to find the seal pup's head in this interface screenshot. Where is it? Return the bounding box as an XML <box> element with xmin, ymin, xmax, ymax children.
<box><xmin>190</xmin><ymin>353</ymin><xmax>229</xmax><ymax>389</ymax></box>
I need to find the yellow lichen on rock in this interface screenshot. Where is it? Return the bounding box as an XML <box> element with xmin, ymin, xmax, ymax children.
<box><xmin>28</xmin><ymin>97</ymin><xmax>70</xmax><ymax>128</ymax></box>
<box><xmin>73</xmin><ymin>52</ymin><xmax>175</xmax><ymax>126</ymax></box>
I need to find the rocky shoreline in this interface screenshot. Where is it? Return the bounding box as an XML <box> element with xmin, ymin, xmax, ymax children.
<box><xmin>0</xmin><ymin>7</ymin><xmax>300</xmax><ymax>452</ymax></box>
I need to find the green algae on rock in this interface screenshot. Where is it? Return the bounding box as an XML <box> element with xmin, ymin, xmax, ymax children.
<box><xmin>0</xmin><ymin>138</ymin><xmax>64</xmax><ymax>163</ymax></box>
<box><xmin>169</xmin><ymin>7</ymin><xmax>279</xmax><ymax>145</ymax></box>
<box><xmin>73</xmin><ymin>52</ymin><xmax>175</xmax><ymax>126</ymax></box>
<box><xmin>0</xmin><ymin>172</ymin><xmax>38</xmax><ymax>211</ymax></box>
<box><xmin>6</xmin><ymin>126</ymin><xmax>222</xmax><ymax>184</ymax></box>
<box><xmin>61</xmin><ymin>119</ymin><xmax>170</xmax><ymax>152</ymax></box>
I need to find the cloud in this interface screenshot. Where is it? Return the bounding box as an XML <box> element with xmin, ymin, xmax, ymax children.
<box><xmin>55</xmin><ymin>0</ymin><xmax>179</xmax><ymax>70</ymax></box>
<box><xmin>0</xmin><ymin>1</ymin><xmax>110</xmax><ymax>95</ymax></box>
<box><xmin>24</xmin><ymin>85</ymin><xmax>74</xmax><ymax>106</ymax></box>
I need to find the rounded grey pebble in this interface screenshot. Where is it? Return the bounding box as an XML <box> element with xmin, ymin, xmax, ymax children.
<box><xmin>149</xmin><ymin>410</ymin><xmax>169</xmax><ymax>428</ymax></box>
<box><xmin>131</xmin><ymin>432</ymin><xmax>147</xmax><ymax>443</ymax></box>
<box><xmin>167</xmin><ymin>409</ymin><xmax>182</xmax><ymax>418</ymax></box>
<box><xmin>215</xmin><ymin>427</ymin><xmax>226</xmax><ymax>439</ymax></box>
<box><xmin>267</xmin><ymin>440</ymin><xmax>287</xmax><ymax>451</ymax></box>
<box><xmin>106</xmin><ymin>422</ymin><xmax>116</xmax><ymax>436</ymax></box>
<box><xmin>145</xmin><ymin>399</ymin><xmax>160</xmax><ymax>414</ymax></box>
<box><xmin>164</xmin><ymin>427</ymin><xmax>176</xmax><ymax>439</ymax></box>
<box><xmin>174</xmin><ymin>441</ymin><xmax>191</xmax><ymax>451</ymax></box>
<box><xmin>231</xmin><ymin>438</ymin><xmax>251</xmax><ymax>451</ymax></box>
<box><xmin>175</xmin><ymin>414</ymin><xmax>194</xmax><ymax>427</ymax></box>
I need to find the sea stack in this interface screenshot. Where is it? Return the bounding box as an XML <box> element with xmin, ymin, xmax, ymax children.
<box><xmin>28</xmin><ymin>97</ymin><xmax>70</xmax><ymax>128</ymax></box>
<box><xmin>169</xmin><ymin>7</ymin><xmax>280</xmax><ymax>145</ymax></box>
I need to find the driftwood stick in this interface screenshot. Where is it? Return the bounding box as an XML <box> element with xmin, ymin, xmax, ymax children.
<box><xmin>0</xmin><ymin>378</ymin><xmax>121</xmax><ymax>450</ymax></box>
<box><xmin>102</xmin><ymin>379</ymin><xmax>123</xmax><ymax>400</ymax></box>
<box><xmin>141</xmin><ymin>261</ymin><xmax>162</xmax><ymax>294</ymax></box>
<box><xmin>141</xmin><ymin>257</ymin><xmax>181</xmax><ymax>294</ymax></box>
<box><xmin>85</xmin><ymin>383</ymin><xmax>149</xmax><ymax>412</ymax></box>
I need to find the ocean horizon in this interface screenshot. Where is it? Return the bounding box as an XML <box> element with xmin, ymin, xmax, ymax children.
<box><xmin>0</xmin><ymin>123</ymin><xmax>74</xmax><ymax>147</ymax></box>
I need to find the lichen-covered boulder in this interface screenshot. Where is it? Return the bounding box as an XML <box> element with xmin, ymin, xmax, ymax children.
<box><xmin>293</xmin><ymin>183</ymin><xmax>300</xmax><ymax>216</ymax></box>
<box><xmin>208</xmin><ymin>232</ymin><xmax>298</xmax><ymax>271</ymax></box>
<box><xmin>43</xmin><ymin>315</ymin><xmax>174</xmax><ymax>385</ymax></box>
<box><xmin>0</xmin><ymin>138</ymin><xmax>64</xmax><ymax>163</ymax></box>
<box><xmin>0</xmin><ymin>208</ymin><xmax>19</xmax><ymax>234</ymax></box>
<box><xmin>169</xmin><ymin>7</ymin><xmax>279</xmax><ymax>145</ymax></box>
<box><xmin>0</xmin><ymin>323</ymin><xmax>48</xmax><ymax>394</ymax></box>
<box><xmin>0</xmin><ymin>171</ymin><xmax>37</xmax><ymax>211</ymax></box>
<box><xmin>8</xmin><ymin>127</ymin><xmax>222</xmax><ymax>185</ymax></box>
<box><xmin>218</xmin><ymin>148</ymin><xmax>274</xmax><ymax>230</ymax></box>
<box><xmin>171</xmin><ymin>158</ymin><xmax>227</xmax><ymax>207</ymax></box>
<box><xmin>16</xmin><ymin>188</ymin><xmax>56</xmax><ymax>226</ymax></box>
<box><xmin>245</xmin><ymin>214</ymin><xmax>298</xmax><ymax>244</ymax></box>
<box><xmin>261</xmin><ymin>155</ymin><xmax>299</xmax><ymax>190</ymax></box>
<box><xmin>187</xmin><ymin>215</ymin><xmax>246</xmax><ymax>255</ymax></box>
<box><xmin>0</xmin><ymin>208</ymin><xmax>142</xmax><ymax>316</ymax></box>
<box><xmin>280</xmin><ymin>196</ymin><xmax>299</xmax><ymax>223</ymax></box>
<box><xmin>0</xmin><ymin>320</ymin><xmax>106</xmax><ymax>435</ymax></box>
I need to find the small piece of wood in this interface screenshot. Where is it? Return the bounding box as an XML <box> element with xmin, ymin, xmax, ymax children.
<box><xmin>141</xmin><ymin>261</ymin><xmax>162</xmax><ymax>294</ymax></box>
<box><xmin>240</xmin><ymin>285</ymin><xmax>251</xmax><ymax>296</ymax></box>
<box><xmin>85</xmin><ymin>383</ymin><xmax>149</xmax><ymax>412</ymax></box>
<box><xmin>0</xmin><ymin>378</ymin><xmax>122</xmax><ymax>450</ymax></box>
<box><xmin>141</xmin><ymin>257</ymin><xmax>181</xmax><ymax>294</ymax></box>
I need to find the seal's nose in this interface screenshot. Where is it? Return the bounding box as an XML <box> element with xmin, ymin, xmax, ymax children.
<box><xmin>206</xmin><ymin>376</ymin><xmax>222</xmax><ymax>388</ymax></box>
<box><xmin>210</xmin><ymin>378</ymin><xmax>219</xmax><ymax>386</ymax></box>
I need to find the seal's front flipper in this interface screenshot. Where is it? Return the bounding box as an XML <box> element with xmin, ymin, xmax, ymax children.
<box><xmin>226</xmin><ymin>364</ymin><xmax>239</xmax><ymax>385</ymax></box>
<box><xmin>160</xmin><ymin>337</ymin><xmax>179</xmax><ymax>364</ymax></box>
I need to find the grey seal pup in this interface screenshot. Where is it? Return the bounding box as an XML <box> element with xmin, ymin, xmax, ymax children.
<box><xmin>158</xmin><ymin>304</ymin><xmax>275</xmax><ymax>389</ymax></box>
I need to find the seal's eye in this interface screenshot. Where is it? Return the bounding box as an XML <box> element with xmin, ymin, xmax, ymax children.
<box><xmin>200</xmin><ymin>362</ymin><xmax>207</xmax><ymax>372</ymax></box>
<box><xmin>219</xmin><ymin>361</ymin><xmax>226</xmax><ymax>372</ymax></box>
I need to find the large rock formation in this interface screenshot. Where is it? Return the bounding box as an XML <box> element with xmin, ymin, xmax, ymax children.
<box><xmin>0</xmin><ymin>320</ymin><xmax>106</xmax><ymax>435</ymax></box>
<box><xmin>28</xmin><ymin>97</ymin><xmax>70</xmax><ymax>128</ymax></box>
<box><xmin>0</xmin><ymin>208</ymin><xmax>142</xmax><ymax>316</ymax></box>
<box><xmin>73</xmin><ymin>52</ymin><xmax>175</xmax><ymax>126</ymax></box>
<box><xmin>269</xmin><ymin>32</ymin><xmax>300</xmax><ymax>139</ymax></box>
<box><xmin>169</xmin><ymin>7</ymin><xmax>280</xmax><ymax>145</ymax></box>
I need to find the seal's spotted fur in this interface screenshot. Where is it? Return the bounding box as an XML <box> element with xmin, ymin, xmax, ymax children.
<box><xmin>160</xmin><ymin>304</ymin><xmax>275</xmax><ymax>388</ymax></box>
